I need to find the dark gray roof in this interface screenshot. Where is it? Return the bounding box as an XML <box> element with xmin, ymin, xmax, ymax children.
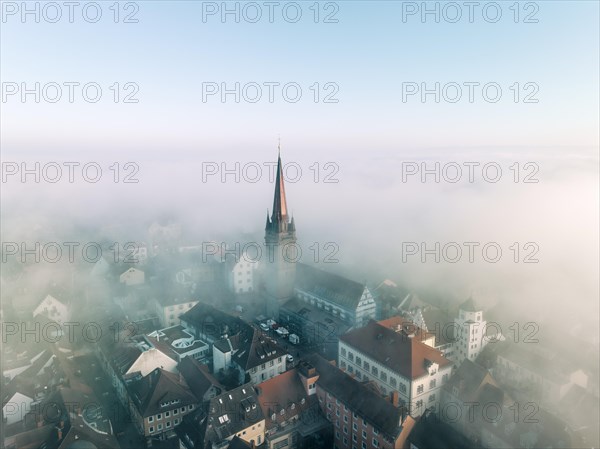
<box><xmin>304</xmin><ymin>354</ymin><xmax>406</xmax><ymax>439</ymax></box>
<box><xmin>180</xmin><ymin>302</ymin><xmax>252</xmax><ymax>341</ymax></box>
<box><xmin>176</xmin><ymin>384</ymin><xmax>264</xmax><ymax>449</ymax></box>
<box><xmin>128</xmin><ymin>368</ymin><xmax>198</xmax><ymax>417</ymax></box>
<box><xmin>232</xmin><ymin>329</ymin><xmax>287</xmax><ymax>371</ymax></box>
<box><xmin>178</xmin><ymin>357</ymin><xmax>222</xmax><ymax>400</ymax></box>
<box><xmin>295</xmin><ymin>263</ymin><xmax>366</xmax><ymax>310</ymax></box>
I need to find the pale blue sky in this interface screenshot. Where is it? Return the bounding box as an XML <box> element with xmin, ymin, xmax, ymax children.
<box><xmin>1</xmin><ymin>1</ymin><xmax>598</xmax><ymax>157</ymax></box>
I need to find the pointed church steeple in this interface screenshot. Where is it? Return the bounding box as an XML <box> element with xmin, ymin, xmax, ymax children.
<box><xmin>271</xmin><ymin>152</ymin><xmax>288</xmax><ymax>226</ymax></box>
<box><xmin>264</xmin><ymin>145</ymin><xmax>297</xmax><ymax>318</ymax></box>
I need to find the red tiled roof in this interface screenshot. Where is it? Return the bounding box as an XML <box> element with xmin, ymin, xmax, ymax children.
<box><xmin>255</xmin><ymin>369</ymin><xmax>312</xmax><ymax>429</ymax></box>
<box><xmin>340</xmin><ymin>321</ymin><xmax>451</xmax><ymax>379</ymax></box>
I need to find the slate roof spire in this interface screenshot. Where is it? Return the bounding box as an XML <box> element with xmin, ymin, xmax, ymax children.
<box><xmin>271</xmin><ymin>149</ymin><xmax>288</xmax><ymax>226</ymax></box>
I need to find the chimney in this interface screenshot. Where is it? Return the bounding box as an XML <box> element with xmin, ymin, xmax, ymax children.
<box><xmin>391</xmin><ymin>391</ymin><xmax>399</xmax><ymax>407</ymax></box>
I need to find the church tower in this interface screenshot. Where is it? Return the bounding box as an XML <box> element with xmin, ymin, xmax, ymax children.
<box><xmin>264</xmin><ymin>150</ymin><xmax>297</xmax><ymax>318</ymax></box>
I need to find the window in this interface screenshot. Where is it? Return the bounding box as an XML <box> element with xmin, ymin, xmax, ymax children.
<box><xmin>353</xmin><ymin>423</ymin><xmax>358</xmax><ymax>431</ymax></box>
<box><xmin>344</xmin><ymin>415</ymin><xmax>348</xmax><ymax>423</ymax></box>
<box><xmin>429</xmin><ymin>394</ymin><xmax>436</xmax><ymax>403</ymax></box>
<box><xmin>344</xmin><ymin>426</ymin><xmax>348</xmax><ymax>434</ymax></box>
<box><xmin>372</xmin><ymin>366</ymin><xmax>378</xmax><ymax>376</ymax></box>
<box><xmin>157</xmin><ymin>414</ymin><xmax>162</xmax><ymax>420</ymax></box>
<box><xmin>341</xmin><ymin>348</ymin><xmax>347</xmax><ymax>357</ymax></box>
<box><xmin>353</xmin><ymin>434</ymin><xmax>357</xmax><ymax>442</ymax></box>
<box><xmin>442</xmin><ymin>374</ymin><xmax>449</xmax><ymax>383</ymax></box>
<box><xmin>166</xmin><ymin>421</ymin><xmax>171</xmax><ymax>428</ymax></box>
<box><xmin>149</xmin><ymin>426</ymin><xmax>154</xmax><ymax>433</ymax></box>
<box><xmin>165</xmin><ymin>411</ymin><xmax>170</xmax><ymax>418</ymax></box>
<box><xmin>417</xmin><ymin>384</ymin><xmax>424</xmax><ymax>394</ymax></box>
<box><xmin>372</xmin><ymin>438</ymin><xmax>379</xmax><ymax>447</ymax></box>
<box><xmin>188</xmin><ymin>405</ymin><xmax>193</xmax><ymax>410</ymax></box>
<box><xmin>348</xmin><ymin>353</ymin><xmax>354</xmax><ymax>362</ymax></box>
<box><xmin>364</xmin><ymin>361</ymin><xmax>370</xmax><ymax>371</ymax></box>
<box><xmin>356</xmin><ymin>357</ymin><xmax>362</xmax><ymax>365</ymax></box>
<box><xmin>381</xmin><ymin>372</ymin><xmax>387</xmax><ymax>382</ymax></box>
<box><xmin>373</xmin><ymin>428</ymin><xmax>379</xmax><ymax>436</ymax></box>
<box><xmin>362</xmin><ymin>430</ymin><xmax>367</xmax><ymax>438</ymax></box>
<box><xmin>148</xmin><ymin>416</ymin><xmax>154</xmax><ymax>423</ymax></box>
<box><xmin>157</xmin><ymin>424</ymin><xmax>163</xmax><ymax>431</ymax></box>
<box><xmin>430</xmin><ymin>379</ymin><xmax>436</xmax><ymax>389</ymax></box>
<box><xmin>390</xmin><ymin>378</ymin><xmax>397</xmax><ymax>388</ymax></box>
<box><xmin>400</xmin><ymin>383</ymin><xmax>407</xmax><ymax>393</ymax></box>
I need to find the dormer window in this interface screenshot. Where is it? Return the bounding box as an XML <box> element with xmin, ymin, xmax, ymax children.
<box><xmin>218</xmin><ymin>414</ymin><xmax>229</xmax><ymax>424</ymax></box>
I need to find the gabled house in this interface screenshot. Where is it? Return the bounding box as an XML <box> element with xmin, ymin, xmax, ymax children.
<box><xmin>120</xmin><ymin>267</ymin><xmax>145</xmax><ymax>286</ymax></box>
<box><xmin>256</xmin><ymin>368</ymin><xmax>328</xmax><ymax>449</ymax></box>
<box><xmin>127</xmin><ymin>368</ymin><xmax>199</xmax><ymax>441</ymax></box>
<box><xmin>32</xmin><ymin>294</ymin><xmax>69</xmax><ymax>324</ymax></box>
<box><xmin>212</xmin><ymin>327</ymin><xmax>288</xmax><ymax>385</ymax></box>
<box><xmin>291</xmin><ymin>263</ymin><xmax>377</xmax><ymax>327</ymax></box>
<box><xmin>178</xmin><ymin>383</ymin><xmax>266</xmax><ymax>448</ymax></box>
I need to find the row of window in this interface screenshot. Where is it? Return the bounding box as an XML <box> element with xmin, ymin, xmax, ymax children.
<box><xmin>336</xmin><ymin>431</ymin><xmax>379</xmax><ymax>448</ymax></box>
<box><xmin>147</xmin><ymin>405</ymin><xmax>193</xmax><ymax>423</ymax></box>
<box><xmin>341</xmin><ymin>355</ymin><xmax>449</xmax><ymax>397</ymax></box>
<box><xmin>149</xmin><ymin>418</ymin><xmax>178</xmax><ymax>433</ymax></box>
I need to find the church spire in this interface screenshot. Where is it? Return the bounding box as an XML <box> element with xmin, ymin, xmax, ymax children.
<box><xmin>271</xmin><ymin>149</ymin><xmax>288</xmax><ymax>225</ymax></box>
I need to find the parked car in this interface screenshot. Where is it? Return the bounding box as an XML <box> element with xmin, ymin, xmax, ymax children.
<box><xmin>287</xmin><ymin>354</ymin><xmax>294</xmax><ymax>363</ymax></box>
<box><xmin>276</xmin><ymin>327</ymin><xmax>289</xmax><ymax>337</ymax></box>
<box><xmin>260</xmin><ymin>322</ymin><xmax>269</xmax><ymax>332</ymax></box>
<box><xmin>289</xmin><ymin>334</ymin><xmax>300</xmax><ymax>345</ymax></box>
<box><xmin>266</xmin><ymin>319</ymin><xmax>277</xmax><ymax>327</ymax></box>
